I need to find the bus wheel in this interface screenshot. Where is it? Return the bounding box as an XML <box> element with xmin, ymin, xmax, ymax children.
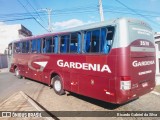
<box><xmin>52</xmin><ymin>75</ymin><xmax>65</xmax><ymax>95</ymax></box>
<box><xmin>15</xmin><ymin>67</ymin><xmax>22</xmax><ymax>79</ymax></box>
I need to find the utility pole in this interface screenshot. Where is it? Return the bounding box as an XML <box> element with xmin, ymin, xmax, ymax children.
<box><xmin>40</xmin><ymin>8</ymin><xmax>53</xmax><ymax>32</ymax></box>
<box><xmin>98</xmin><ymin>0</ymin><xmax>105</xmax><ymax>22</ymax></box>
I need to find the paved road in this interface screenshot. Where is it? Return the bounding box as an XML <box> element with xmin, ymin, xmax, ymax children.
<box><xmin>0</xmin><ymin>72</ymin><xmax>45</xmax><ymax>103</ymax></box>
<box><xmin>0</xmin><ymin>73</ymin><xmax>160</xmax><ymax>120</ymax></box>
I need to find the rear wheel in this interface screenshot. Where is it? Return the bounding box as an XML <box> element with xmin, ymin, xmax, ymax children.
<box><xmin>51</xmin><ymin>75</ymin><xmax>65</xmax><ymax>95</ymax></box>
<box><xmin>15</xmin><ymin>67</ymin><xmax>22</xmax><ymax>79</ymax></box>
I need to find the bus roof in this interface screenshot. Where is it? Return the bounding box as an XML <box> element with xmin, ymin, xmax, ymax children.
<box><xmin>11</xmin><ymin>17</ymin><xmax>151</xmax><ymax>43</ymax></box>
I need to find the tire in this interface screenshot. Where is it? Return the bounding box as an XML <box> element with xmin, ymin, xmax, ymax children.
<box><xmin>52</xmin><ymin>75</ymin><xmax>65</xmax><ymax>95</ymax></box>
<box><xmin>15</xmin><ymin>67</ymin><xmax>22</xmax><ymax>79</ymax></box>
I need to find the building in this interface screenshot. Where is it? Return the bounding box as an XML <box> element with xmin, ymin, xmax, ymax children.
<box><xmin>155</xmin><ymin>32</ymin><xmax>160</xmax><ymax>85</ymax></box>
<box><xmin>155</xmin><ymin>32</ymin><xmax>160</xmax><ymax>75</ymax></box>
<box><xmin>0</xmin><ymin>54</ymin><xmax>8</xmax><ymax>69</ymax></box>
<box><xmin>0</xmin><ymin>24</ymin><xmax>32</xmax><ymax>54</ymax></box>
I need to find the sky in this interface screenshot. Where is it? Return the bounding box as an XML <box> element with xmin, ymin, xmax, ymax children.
<box><xmin>0</xmin><ymin>0</ymin><xmax>160</xmax><ymax>35</ymax></box>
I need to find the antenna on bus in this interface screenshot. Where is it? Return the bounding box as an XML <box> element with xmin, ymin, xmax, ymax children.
<box><xmin>98</xmin><ymin>0</ymin><xmax>105</xmax><ymax>22</ymax></box>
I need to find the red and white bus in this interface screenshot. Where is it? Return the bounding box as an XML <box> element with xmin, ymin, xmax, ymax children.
<box><xmin>8</xmin><ymin>18</ymin><xmax>155</xmax><ymax>104</ymax></box>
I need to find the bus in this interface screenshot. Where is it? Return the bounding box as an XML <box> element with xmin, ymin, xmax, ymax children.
<box><xmin>8</xmin><ymin>18</ymin><xmax>155</xmax><ymax>104</ymax></box>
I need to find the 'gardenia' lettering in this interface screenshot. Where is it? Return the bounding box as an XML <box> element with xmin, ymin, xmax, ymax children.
<box><xmin>132</xmin><ymin>60</ymin><xmax>155</xmax><ymax>67</ymax></box>
<box><xmin>57</xmin><ymin>60</ymin><xmax>111</xmax><ymax>73</ymax></box>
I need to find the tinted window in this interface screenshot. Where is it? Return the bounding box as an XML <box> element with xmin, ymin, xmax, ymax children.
<box><xmin>42</xmin><ymin>38</ymin><xmax>46</xmax><ymax>53</ymax></box>
<box><xmin>104</xmin><ymin>27</ymin><xmax>114</xmax><ymax>53</ymax></box>
<box><xmin>46</xmin><ymin>37</ymin><xmax>52</xmax><ymax>53</ymax></box>
<box><xmin>31</xmin><ymin>39</ymin><xmax>41</xmax><ymax>53</ymax></box>
<box><xmin>14</xmin><ymin>42</ymin><xmax>22</xmax><ymax>53</ymax></box>
<box><xmin>85</xmin><ymin>31</ymin><xmax>91</xmax><ymax>52</ymax></box>
<box><xmin>84</xmin><ymin>29</ymin><xmax>100</xmax><ymax>53</ymax></box>
<box><xmin>84</xmin><ymin>27</ymin><xmax>115</xmax><ymax>54</ymax></box>
<box><xmin>22</xmin><ymin>42</ymin><xmax>26</xmax><ymax>53</ymax></box>
<box><xmin>8</xmin><ymin>43</ymin><xmax>12</xmax><ymax>55</ymax></box>
<box><xmin>26</xmin><ymin>41</ymin><xmax>30</xmax><ymax>53</ymax></box>
<box><xmin>70</xmin><ymin>33</ymin><xmax>78</xmax><ymax>53</ymax></box>
<box><xmin>52</xmin><ymin>37</ymin><xmax>55</xmax><ymax>53</ymax></box>
<box><xmin>91</xmin><ymin>30</ymin><xmax>100</xmax><ymax>52</ymax></box>
<box><xmin>60</xmin><ymin>35</ymin><xmax>70</xmax><ymax>53</ymax></box>
<box><xmin>54</xmin><ymin>36</ymin><xmax>58</xmax><ymax>53</ymax></box>
<box><xmin>101</xmin><ymin>28</ymin><xmax>106</xmax><ymax>52</ymax></box>
<box><xmin>37</xmin><ymin>39</ymin><xmax>41</xmax><ymax>53</ymax></box>
<box><xmin>31</xmin><ymin>40</ymin><xmax>37</xmax><ymax>53</ymax></box>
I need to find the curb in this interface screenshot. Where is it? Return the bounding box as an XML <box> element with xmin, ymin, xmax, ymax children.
<box><xmin>19</xmin><ymin>91</ymin><xmax>55</xmax><ymax>120</ymax></box>
<box><xmin>0</xmin><ymin>92</ymin><xmax>18</xmax><ymax>107</ymax></box>
<box><xmin>151</xmin><ymin>91</ymin><xmax>160</xmax><ymax>96</ymax></box>
<box><xmin>0</xmin><ymin>91</ymin><xmax>55</xmax><ymax>120</ymax></box>
<box><xmin>20</xmin><ymin>91</ymin><xmax>45</xmax><ymax>111</ymax></box>
<box><xmin>0</xmin><ymin>68</ymin><xmax>9</xmax><ymax>73</ymax></box>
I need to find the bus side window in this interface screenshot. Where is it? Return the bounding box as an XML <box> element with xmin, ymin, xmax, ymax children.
<box><xmin>101</xmin><ymin>28</ymin><xmax>108</xmax><ymax>53</ymax></box>
<box><xmin>31</xmin><ymin>40</ymin><xmax>37</xmax><ymax>53</ymax></box>
<box><xmin>105</xmin><ymin>27</ymin><xmax>115</xmax><ymax>53</ymax></box>
<box><xmin>91</xmin><ymin>30</ymin><xmax>100</xmax><ymax>52</ymax></box>
<box><xmin>14</xmin><ymin>43</ymin><xmax>20</xmax><ymax>53</ymax></box>
<box><xmin>84</xmin><ymin>31</ymin><xmax>91</xmax><ymax>53</ymax></box>
<box><xmin>54</xmin><ymin>36</ymin><xmax>58</xmax><ymax>53</ymax></box>
<box><xmin>51</xmin><ymin>37</ymin><xmax>55</xmax><ymax>53</ymax></box>
<box><xmin>19</xmin><ymin>42</ymin><xmax>22</xmax><ymax>53</ymax></box>
<box><xmin>84</xmin><ymin>29</ymin><xmax>100</xmax><ymax>53</ymax></box>
<box><xmin>70</xmin><ymin>33</ymin><xmax>79</xmax><ymax>53</ymax></box>
<box><xmin>42</xmin><ymin>38</ymin><xmax>46</xmax><ymax>53</ymax></box>
<box><xmin>13</xmin><ymin>43</ymin><xmax>16</xmax><ymax>53</ymax></box>
<box><xmin>78</xmin><ymin>33</ymin><xmax>81</xmax><ymax>53</ymax></box>
<box><xmin>101</xmin><ymin>27</ymin><xmax>115</xmax><ymax>54</ymax></box>
<box><xmin>60</xmin><ymin>35</ymin><xmax>70</xmax><ymax>53</ymax></box>
<box><xmin>26</xmin><ymin>41</ymin><xmax>30</xmax><ymax>53</ymax></box>
<box><xmin>8</xmin><ymin>43</ymin><xmax>12</xmax><ymax>55</ymax></box>
<box><xmin>46</xmin><ymin>37</ymin><xmax>52</xmax><ymax>53</ymax></box>
<box><xmin>37</xmin><ymin>39</ymin><xmax>41</xmax><ymax>53</ymax></box>
<box><xmin>22</xmin><ymin>41</ymin><xmax>26</xmax><ymax>53</ymax></box>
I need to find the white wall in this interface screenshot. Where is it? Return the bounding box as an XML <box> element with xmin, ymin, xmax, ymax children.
<box><xmin>0</xmin><ymin>24</ymin><xmax>22</xmax><ymax>54</ymax></box>
<box><xmin>155</xmin><ymin>43</ymin><xmax>160</xmax><ymax>75</ymax></box>
<box><xmin>155</xmin><ymin>32</ymin><xmax>160</xmax><ymax>75</ymax></box>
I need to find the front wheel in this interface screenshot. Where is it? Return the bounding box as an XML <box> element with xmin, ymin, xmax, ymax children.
<box><xmin>15</xmin><ymin>67</ymin><xmax>22</xmax><ymax>79</ymax></box>
<box><xmin>51</xmin><ymin>75</ymin><xmax>65</xmax><ymax>95</ymax></box>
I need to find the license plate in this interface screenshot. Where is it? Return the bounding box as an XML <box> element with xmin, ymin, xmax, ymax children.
<box><xmin>142</xmin><ymin>82</ymin><xmax>148</xmax><ymax>87</ymax></box>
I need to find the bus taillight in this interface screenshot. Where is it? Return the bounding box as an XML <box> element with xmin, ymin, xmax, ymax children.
<box><xmin>120</xmin><ymin>76</ymin><xmax>131</xmax><ymax>90</ymax></box>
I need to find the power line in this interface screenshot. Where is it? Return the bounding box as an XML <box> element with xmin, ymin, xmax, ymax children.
<box><xmin>103</xmin><ymin>5</ymin><xmax>160</xmax><ymax>15</ymax></box>
<box><xmin>17</xmin><ymin>0</ymin><xmax>49</xmax><ymax>32</ymax></box>
<box><xmin>0</xmin><ymin>17</ymin><xmax>34</xmax><ymax>22</ymax></box>
<box><xmin>1</xmin><ymin>7</ymin><xmax>160</xmax><ymax>19</ymax></box>
<box><xmin>40</xmin><ymin>8</ymin><xmax>53</xmax><ymax>32</ymax></box>
<box><xmin>114</xmin><ymin>0</ymin><xmax>160</xmax><ymax>27</ymax></box>
<box><xmin>1</xmin><ymin>2</ymin><xmax>160</xmax><ymax>30</ymax></box>
<box><xmin>1</xmin><ymin>9</ymin><xmax>160</xmax><ymax>21</ymax></box>
<box><xmin>26</xmin><ymin>0</ymin><xmax>47</xmax><ymax>24</ymax></box>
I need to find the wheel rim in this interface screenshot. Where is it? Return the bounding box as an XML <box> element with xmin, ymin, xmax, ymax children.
<box><xmin>54</xmin><ymin>80</ymin><xmax>61</xmax><ymax>92</ymax></box>
<box><xmin>15</xmin><ymin>69</ymin><xmax>19</xmax><ymax>76</ymax></box>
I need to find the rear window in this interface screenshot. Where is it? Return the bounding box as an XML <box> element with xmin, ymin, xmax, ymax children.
<box><xmin>129</xmin><ymin>24</ymin><xmax>153</xmax><ymax>43</ymax></box>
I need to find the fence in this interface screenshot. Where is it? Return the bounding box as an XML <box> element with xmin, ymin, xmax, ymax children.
<box><xmin>0</xmin><ymin>54</ymin><xmax>8</xmax><ymax>69</ymax></box>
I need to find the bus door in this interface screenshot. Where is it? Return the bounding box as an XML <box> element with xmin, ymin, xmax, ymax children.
<box><xmin>129</xmin><ymin>23</ymin><xmax>155</xmax><ymax>94</ymax></box>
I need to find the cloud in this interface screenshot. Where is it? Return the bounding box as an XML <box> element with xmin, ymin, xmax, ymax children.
<box><xmin>52</xmin><ymin>19</ymin><xmax>95</xmax><ymax>31</ymax></box>
<box><xmin>155</xmin><ymin>17</ymin><xmax>160</xmax><ymax>22</ymax></box>
<box><xmin>0</xmin><ymin>22</ymin><xmax>5</xmax><ymax>26</ymax></box>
